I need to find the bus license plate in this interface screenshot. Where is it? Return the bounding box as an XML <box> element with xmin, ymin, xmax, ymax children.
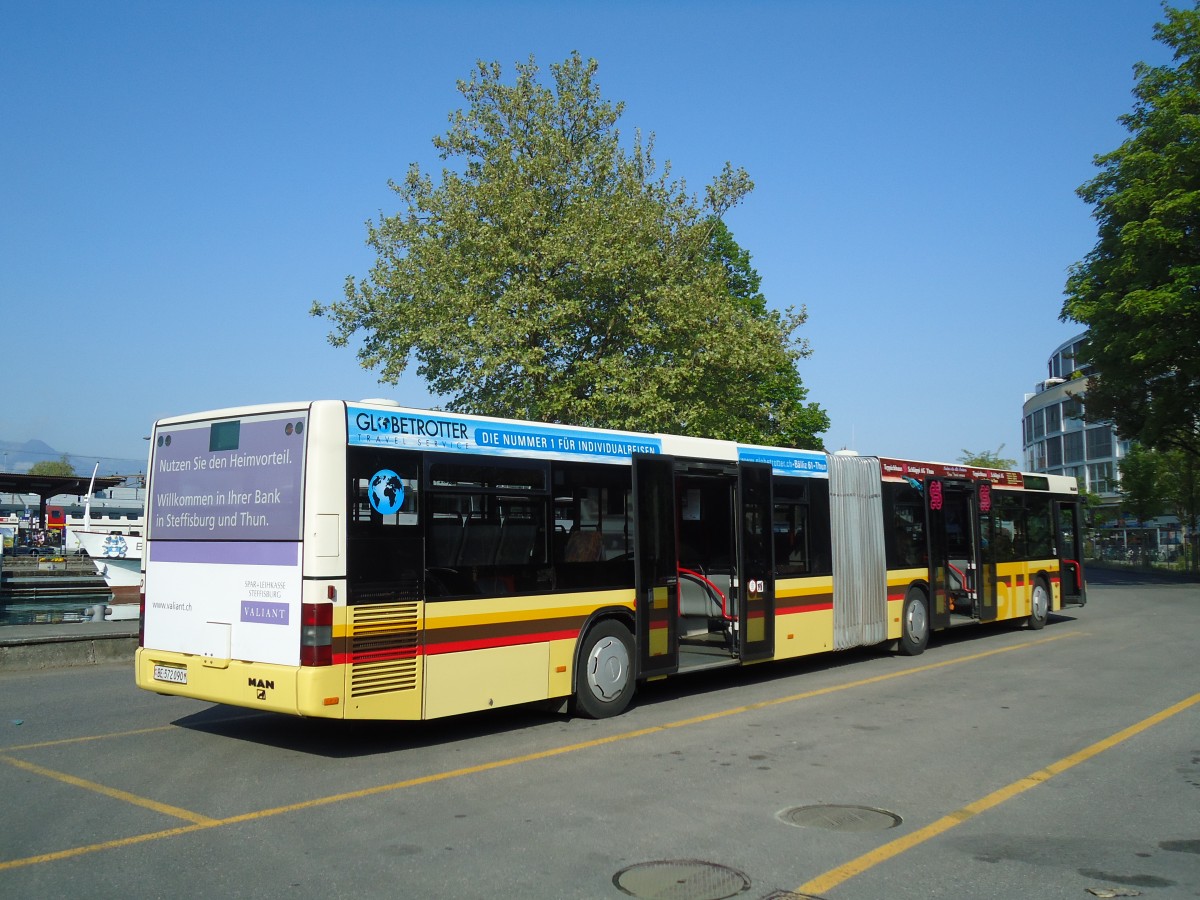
<box><xmin>153</xmin><ymin>664</ymin><xmax>188</xmax><ymax>685</ymax></box>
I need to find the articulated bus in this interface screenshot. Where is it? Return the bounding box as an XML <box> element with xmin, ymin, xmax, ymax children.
<box><xmin>135</xmin><ymin>400</ymin><xmax>1086</xmax><ymax>720</ymax></box>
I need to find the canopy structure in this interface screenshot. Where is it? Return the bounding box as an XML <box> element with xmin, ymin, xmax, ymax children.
<box><xmin>0</xmin><ymin>472</ymin><xmax>128</xmax><ymax>537</ymax></box>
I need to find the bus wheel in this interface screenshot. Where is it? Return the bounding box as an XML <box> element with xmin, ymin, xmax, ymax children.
<box><xmin>1028</xmin><ymin>579</ymin><xmax>1050</xmax><ymax>630</ymax></box>
<box><xmin>899</xmin><ymin>588</ymin><xmax>929</xmax><ymax>656</ymax></box>
<box><xmin>574</xmin><ymin>620</ymin><xmax>635</xmax><ymax>719</ymax></box>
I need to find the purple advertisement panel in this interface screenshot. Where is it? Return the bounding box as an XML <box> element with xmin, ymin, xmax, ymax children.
<box><xmin>149</xmin><ymin>411</ymin><xmax>307</xmax><ymax>541</ymax></box>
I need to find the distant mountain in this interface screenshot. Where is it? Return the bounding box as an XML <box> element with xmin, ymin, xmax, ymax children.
<box><xmin>0</xmin><ymin>438</ymin><xmax>144</xmax><ymax>479</ymax></box>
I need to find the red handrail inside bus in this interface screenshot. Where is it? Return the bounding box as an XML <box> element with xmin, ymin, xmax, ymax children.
<box><xmin>947</xmin><ymin>562</ymin><xmax>970</xmax><ymax>593</ymax></box>
<box><xmin>1062</xmin><ymin>558</ymin><xmax>1080</xmax><ymax>593</ymax></box>
<box><xmin>678</xmin><ymin>567</ymin><xmax>734</xmax><ymax>621</ymax></box>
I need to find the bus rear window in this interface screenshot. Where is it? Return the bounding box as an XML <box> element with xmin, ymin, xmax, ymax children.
<box><xmin>209</xmin><ymin>420</ymin><xmax>241</xmax><ymax>452</ymax></box>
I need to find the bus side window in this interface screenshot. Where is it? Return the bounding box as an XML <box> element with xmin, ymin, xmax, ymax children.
<box><xmin>346</xmin><ymin>448</ymin><xmax>423</xmax><ymax>605</ymax></box>
<box><xmin>990</xmin><ymin>493</ymin><xmax>1023</xmax><ymax>562</ymax></box>
<box><xmin>1024</xmin><ymin>495</ymin><xmax>1054</xmax><ymax>558</ymax></box>
<box><xmin>774</xmin><ymin>478</ymin><xmax>831</xmax><ymax>577</ymax></box>
<box><xmin>551</xmin><ymin>463</ymin><xmax>633</xmax><ymax>590</ymax></box>
<box><xmin>882</xmin><ymin>481</ymin><xmax>925</xmax><ymax>569</ymax></box>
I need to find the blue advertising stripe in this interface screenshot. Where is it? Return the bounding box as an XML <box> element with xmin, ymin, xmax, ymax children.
<box><xmin>347</xmin><ymin>406</ymin><xmax>661</xmax><ymax>462</ymax></box>
<box><xmin>737</xmin><ymin>446</ymin><xmax>828</xmax><ymax>477</ymax></box>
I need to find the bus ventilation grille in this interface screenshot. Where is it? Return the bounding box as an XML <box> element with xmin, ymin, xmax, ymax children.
<box><xmin>349</xmin><ymin>602</ymin><xmax>420</xmax><ymax>697</ymax></box>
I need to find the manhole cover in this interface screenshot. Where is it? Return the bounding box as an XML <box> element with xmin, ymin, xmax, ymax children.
<box><xmin>778</xmin><ymin>804</ymin><xmax>902</xmax><ymax>833</ymax></box>
<box><xmin>613</xmin><ymin>859</ymin><xmax>751</xmax><ymax>900</ymax></box>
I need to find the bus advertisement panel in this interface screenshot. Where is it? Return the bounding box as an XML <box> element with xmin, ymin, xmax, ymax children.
<box><xmin>346</xmin><ymin>405</ymin><xmax>662</xmax><ymax>462</ymax></box>
<box><xmin>143</xmin><ymin>410</ymin><xmax>307</xmax><ymax>666</ymax></box>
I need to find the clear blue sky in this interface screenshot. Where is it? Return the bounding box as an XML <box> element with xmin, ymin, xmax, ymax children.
<box><xmin>1</xmin><ymin>0</ymin><xmax>1172</xmax><ymax>473</ymax></box>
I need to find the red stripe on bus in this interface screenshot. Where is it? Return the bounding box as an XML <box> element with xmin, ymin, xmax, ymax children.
<box><xmin>776</xmin><ymin>601</ymin><xmax>834</xmax><ymax>615</ymax></box>
<box><xmin>423</xmin><ymin>628</ymin><xmax>579</xmax><ymax>656</ymax></box>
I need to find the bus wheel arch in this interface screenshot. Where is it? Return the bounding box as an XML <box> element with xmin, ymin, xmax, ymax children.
<box><xmin>898</xmin><ymin>585</ymin><xmax>930</xmax><ymax>656</ymax></box>
<box><xmin>1028</xmin><ymin>576</ymin><xmax>1050</xmax><ymax>630</ymax></box>
<box><xmin>573</xmin><ymin>617</ymin><xmax>636</xmax><ymax>719</ymax></box>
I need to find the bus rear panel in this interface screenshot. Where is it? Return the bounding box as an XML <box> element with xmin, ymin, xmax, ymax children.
<box><xmin>136</xmin><ymin>403</ymin><xmax>351</xmax><ymax>716</ymax></box>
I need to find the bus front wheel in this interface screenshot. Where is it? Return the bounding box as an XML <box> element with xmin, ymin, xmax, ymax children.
<box><xmin>1028</xmin><ymin>579</ymin><xmax>1050</xmax><ymax>630</ymax></box>
<box><xmin>899</xmin><ymin>588</ymin><xmax>929</xmax><ymax>656</ymax></box>
<box><xmin>574</xmin><ymin>620</ymin><xmax>635</xmax><ymax>719</ymax></box>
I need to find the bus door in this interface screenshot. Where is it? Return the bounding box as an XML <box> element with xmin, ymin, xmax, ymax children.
<box><xmin>1054</xmin><ymin>499</ymin><xmax>1087</xmax><ymax>606</ymax></box>
<box><xmin>633</xmin><ymin>454</ymin><xmax>679</xmax><ymax>677</ymax></box>
<box><xmin>926</xmin><ymin>478</ymin><xmax>981</xmax><ymax>627</ymax></box>
<box><xmin>738</xmin><ymin>462</ymin><xmax>775</xmax><ymax>661</ymax></box>
<box><xmin>975</xmin><ymin>482</ymin><xmax>998</xmax><ymax>623</ymax></box>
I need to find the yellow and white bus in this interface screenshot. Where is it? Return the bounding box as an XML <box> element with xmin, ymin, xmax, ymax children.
<box><xmin>134</xmin><ymin>400</ymin><xmax>1085</xmax><ymax>720</ymax></box>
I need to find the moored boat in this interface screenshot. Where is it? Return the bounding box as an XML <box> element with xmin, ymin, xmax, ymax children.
<box><xmin>73</xmin><ymin>528</ymin><xmax>142</xmax><ymax>604</ymax></box>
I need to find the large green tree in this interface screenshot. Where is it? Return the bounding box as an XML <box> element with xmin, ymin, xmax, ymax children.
<box><xmin>314</xmin><ymin>53</ymin><xmax>827</xmax><ymax>448</ymax></box>
<box><xmin>28</xmin><ymin>456</ymin><xmax>74</xmax><ymax>476</ymax></box>
<box><xmin>1118</xmin><ymin>444</ymin><xmax>1166</xmax><ymax>527</ymax></box>
<box><xmin>957</xmin><ymin>445</ymin><xmax>1016</xmax><ymax>470</ymax></box>
<box><xmin>1061</xmin><ymin>3</ymin><xmax>1200</xmax><ymax>459</ymax></box>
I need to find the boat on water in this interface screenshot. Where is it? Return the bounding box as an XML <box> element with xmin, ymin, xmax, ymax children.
<box><xmin>72</xmin><ymin>528</ymin><xmax>142</xmax><ymax>607</ymax></box>
<box><xmin>70</xmin><ymin>465</ymin><xmax>143</xmax><ymax>615</ymax></box>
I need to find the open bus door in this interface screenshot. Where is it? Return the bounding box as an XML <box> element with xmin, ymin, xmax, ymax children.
<box><xmin>633</xmin><ymin>454</ymin><xmax>679</xmax><ymax>676</ymax></box>
<box><xmin>1055</xmin><ymin>499</ymin><xmax>1087</xmax><ymax>607</ymax></box>
<box><xmin>928</xmin><ymin>477</ymin><xmax>996</xmax><ymax>626</ymax></box>
<box><xmin>737</xmin><ymin>461</ymin><xmax>775</xmax><ymax>661</ymax></box>
<box><xmin>926</xmin><ymin>478</ymin><xmax>953</xmax><ymax>631</ymax></box>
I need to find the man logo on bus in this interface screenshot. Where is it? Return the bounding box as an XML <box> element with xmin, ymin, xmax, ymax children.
<box><xmin>369</xmin><ymin>469</ymin><xmax>405</xmax><ymax>515</ymax></box>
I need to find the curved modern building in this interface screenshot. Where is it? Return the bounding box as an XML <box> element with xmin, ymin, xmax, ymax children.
<box><xmin>1021</xmin><ymin>332</ymin><xmax>1125</xmax><ymax>500</ymax></box>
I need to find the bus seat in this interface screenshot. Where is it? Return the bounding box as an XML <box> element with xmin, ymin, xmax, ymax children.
<box><xmin>495</xmin><ymin>522</ymin><xmax>538</xmax><ymax>565</ymax></box>
<box><xmin>428</xmin><ymin>519</ymin><xmax>464</xmax><ymax>567</ymax></box>
<box><xmin>458</xmin><ymin>522</ymin><xmax>501</xmax><ymax>567</ymax></box>
<box><xmin>563</xmin><ymin>530</ymin><xmax>603</xmax><ymax>562</ymax></box>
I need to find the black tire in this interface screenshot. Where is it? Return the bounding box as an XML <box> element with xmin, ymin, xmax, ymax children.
<box><xmin>899</xmin><ymin>587</ymin><xmax>930</xmax><ymax>656</ymax></box>
<box><xmin>1028</xmin><ymin>578</ymin><xmax>1050</xmax><ymax>630</ymax></box>
<box><xmin>574</xmin><ymin>620</ymin><xmax>635</xmax><ymax>719</ymax></box>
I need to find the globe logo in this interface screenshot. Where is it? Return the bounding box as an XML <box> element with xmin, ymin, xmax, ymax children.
<box><xmin>369</xmin><ymin>469</ymin><xmax>405</xmax><ymax>515</ymax></box>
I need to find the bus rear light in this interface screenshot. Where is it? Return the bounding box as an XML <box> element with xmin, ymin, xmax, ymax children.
<box><xmin>138</xmin><ymin>591</ymin><xmax>146</xmax><ymax>647</ymax></box>
<box><xmin>300</xmin><ymin>602</ymin><xmax>333</xmax><ymax>667</ymax></box>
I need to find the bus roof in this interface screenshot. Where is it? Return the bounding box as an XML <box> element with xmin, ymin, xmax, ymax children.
<box><xmin>152</xmin><ymin>400</ymin><xmax>1075</xmax><ymax>491</ymax></box>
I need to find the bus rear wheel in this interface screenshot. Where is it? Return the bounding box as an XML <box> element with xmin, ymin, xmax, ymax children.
<box><xmin>574</xmin><ymin>620</ymin><xmax>635</xmax><ymax>719</ymax></box>
<box><xmin>1028</xmin><ymin>579</ymin><xmax>1050</xmax><ymax>630</ymax></box>
<box><xmin>899</xmin><ymin>588</ymin><xmax>929</xmax><ymax>656</ymax></box>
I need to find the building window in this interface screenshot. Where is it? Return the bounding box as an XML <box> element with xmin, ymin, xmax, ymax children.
<box><xmin>1032</xmin><ymin>441</ymin><xmax>1047</xmax><ymax>470</ymax></box>
<box><xmin>1086</xmin><ymin>426</ymin><xmax>1114</xmax><ymax>460</ymax></box>
<box><xmin>1064</xmin><ymin>431</ymin><xmax>1084</xmax><ymax>464</ymax></box>
<box><xmin>1046</xmin><ymin>435</ymin><xmax>1063</xmax><ymax>468</ymax></box>
<box><xmin>1032</xmin><ymin>410</ymin><xmax>1045</xmax><ymax>440</ymax></box>
<box><xmin>1063</xmin><ymin>396</ymin><xmax>1084</xmax><ymax>420</ymax></box>
<box><xmin>1045</xmin><ymin>404</ymin><xmax>1061</xmax><ymax>434</ymax></box>
<box><xmin>1088</xmin><ymin>462</ymin><xmax>1114</xmax><ymax>494</ymax></box>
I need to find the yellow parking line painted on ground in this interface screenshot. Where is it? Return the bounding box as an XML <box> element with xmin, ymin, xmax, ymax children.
<box><xmin>0</xmin><ymin>823</ymin><xmax>214</xmax><ymax>871</ymax></box>
<box><xmin>796</xmin><ymin>689</ymin><xmax>1200</xmax><ymax>896</ymax></box>
<box><xmin>0</xmin><ymin>755</ymin><xmax>219</xmax><ymax>825</ymax></box>
<box><xmin>1</xmin><ymin>724</ymin><xmax>175</xmax><ymax>753</ymax></box>
<box><xmin>0</xmin><ymin>631</ymin><xmax>1079</xmax><ymax>872</ymax></box>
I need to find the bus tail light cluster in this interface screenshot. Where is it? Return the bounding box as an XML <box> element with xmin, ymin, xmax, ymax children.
<box><xmin>300</xmin><ymin>602</ymin><xmax>333</xmax><ymax>666</ymax></box>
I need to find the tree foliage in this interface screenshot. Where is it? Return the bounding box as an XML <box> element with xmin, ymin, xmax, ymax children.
<box><xmin>1061</xmin><ymin>3</ymin><xmax>1200</xmax><ymax>458</ymax></box>
<box><xmin>1118</xmin><ymin>444</ymin><xmax>1166</xmax><ymax>525</ymax></box>
<box><xmin>28</xmin><ymin>456</ymin><xmax>75</xmax><ymax>476</ymax></box>
<box><xmin>1118</xmin><ymin>444</ymin><xmax>1199</xmax><ymax>570</ymax></box>
<box><xmin>957</xmin><ymin>445</ymin><xmax>1016</xmax><ymax>470</ymax></box>
<box><xmin>314</xmin><ymin>52</ymin><xmax>827</xmax><ymax>448</ymax></box>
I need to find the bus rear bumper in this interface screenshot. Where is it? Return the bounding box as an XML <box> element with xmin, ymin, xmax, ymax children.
<box><xmin>135</xmin><ymin>647</ymin><xmax>347</xmax><ymax>718</ymax></box>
